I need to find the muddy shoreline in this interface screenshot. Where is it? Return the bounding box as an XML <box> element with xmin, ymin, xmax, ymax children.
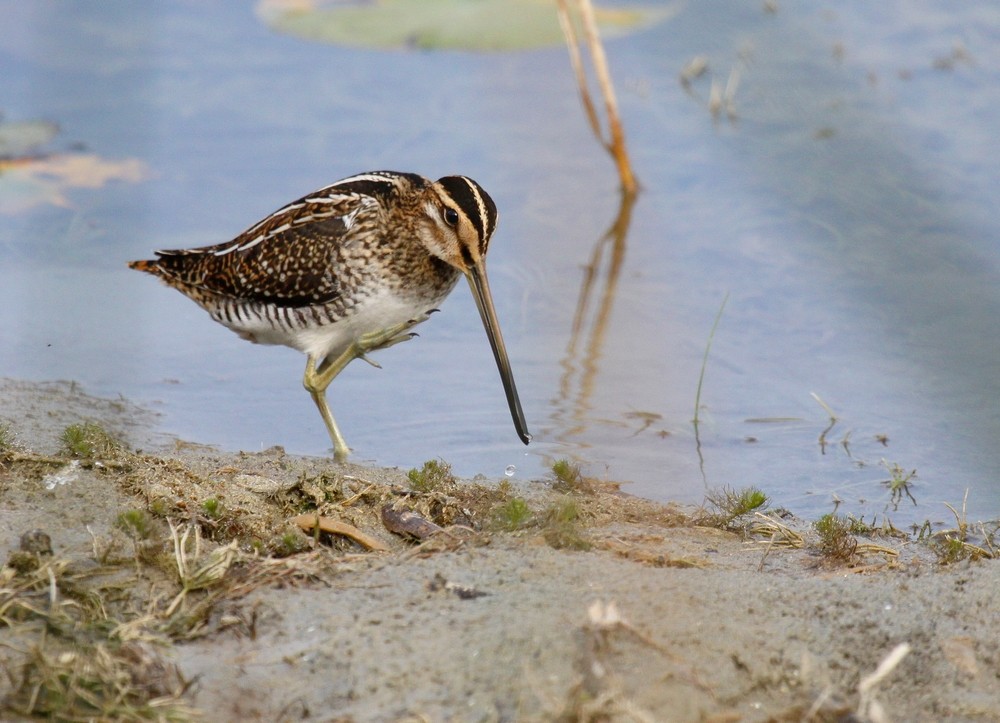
<box><xmin>0</xmin><ymin>378</ymin><xmax>997</xmax><ymax>721</ymax></box>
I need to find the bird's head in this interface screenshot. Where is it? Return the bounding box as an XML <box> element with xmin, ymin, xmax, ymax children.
<box><xmin>416</xmin><ymin>175</ymin><xmax>530</xmax><ymax>446</ymax></box>
<box><xmin>416</xmin><ymin>175</ymin><xmax>498</xmax><ymax>273</ymax></box>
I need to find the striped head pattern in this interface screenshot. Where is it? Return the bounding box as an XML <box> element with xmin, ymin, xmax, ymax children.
<box><xmin>420</xmin><ymin>176</ymin><xmax>498</xmax><ymax>272</ymax></box>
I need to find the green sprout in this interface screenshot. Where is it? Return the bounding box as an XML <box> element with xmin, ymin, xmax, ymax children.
<box><xmin>492</xmin><ymin>497</ymin><xmax>532</xmax><ymax>531</ymax></box>
<box><xmin>815</xmin><ymin>513</ymin><xmax>858</xmax><ymax>561</ymax></box>
<box><xmin>61</xmin><ymin>423</ymin><xmax>119</xmax><ymax>459</ymax></box>
<box><xmin>703</xmin><ymin>486</ymin><xmax>769</xmax><ymax>528</ymax></box>
<box><xmin>407</xmin><ymin>459</ymin><xmax>455</xmax><ymax>492</ymax></box>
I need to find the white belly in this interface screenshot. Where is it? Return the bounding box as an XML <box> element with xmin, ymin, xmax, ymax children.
<box><xmin>297</xmin><ymin>288</ymin><xmax>440</xmax><ymax>360</ymax></box>
<box><xmin>215</xmin><ymin>286</ymin><xmax>450</xmax><ymax>363</ymax></box>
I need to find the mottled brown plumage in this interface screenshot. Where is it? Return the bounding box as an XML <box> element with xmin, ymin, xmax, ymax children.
<box><xmin>129</xmin><ymin>171</ymin><xmax>529</xmax><ymax>458</ymax></box>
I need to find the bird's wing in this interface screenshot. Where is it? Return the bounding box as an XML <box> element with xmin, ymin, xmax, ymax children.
<box><xmin>149</xmin><ymin>189</ymin><xmax>384</xmax><ymax>307</ymax></box>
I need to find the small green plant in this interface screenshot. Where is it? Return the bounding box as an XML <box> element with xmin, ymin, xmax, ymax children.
<box><xmin>200</xmin><ymin>498</ymin><xmax>223</xmax><ymax>520</ymax></box>
<box><xmin>542</xmin><ymin>497</ymin><xmax>590</xmax><ymax>550</ymax></box>
<box><xmin>933</xmin><ymin>536</ymin><xmax>974</xmax><ymax>564</ymax></box>
<box><xmin>552</xmin><ymin>459</ymin><xmax>578</xmax><ymax>484</ymax></box>
<box><xmin>492</xmin><ymin>497</ymin><xmax>532</xmax><ymax>531</ymax></box>
<box><xmin>703</xmin><ymin>486</ymin><xmax>769</xmax><ymax>527</ymax></box>
<box><xmin>0</xmin><ymin>422</ymin><xmax>13</xmax><ymax>452</ymax></box>
<box><xmin>847</xmin><ymin>514</ymin><xmax>906</xmax><ymax>540</ymax></box>
<box><xmin>407</xmin><ymin>459</ymin><xmax>455</xmax><ymax>492</ymax></box>
<box><xmin>148</xmin><ymin>497</ymin><xmax>171</xmax><ymax>517</ymax></box>
<box><xmin>551</xmin><ymin>458</ymin><xmax>593</xmax><ymax>493</ymax></box>
<box><xmin>114</xmin><ymin>509</ymin><xmax>159</xmax><ymax>564</ymax></box>
<box><xmin>815</xmin><ymin>513</ymin><xmax>858</xmax><ymax>561</ymax></box>
<box><xmin>847</xmin><ymin>515</ymin><xmax>877</xmax><ymax>536</ymax></box>
<box><xmin>270</xmin><ymin>529</ymin><xmax>310</xmax><ymax>557</ymax></box>
<box><xmin>115</xmin><ymin>509</ymin><xmax>153</xmax><ymax>541</ymax></box>
<box><xmin>913</xmin><ymin>519</ymin><xmax>933</xmax><ymax>541</ymax></box>
<box><xmin>61</xmin><ymin>422</ymin><xmax>119</xmax><ymax>459</ymax></box>
<box><xmin>930</xmin><ymin>491</ymin><xmax>995</xmax><ymax>563</ymax></box>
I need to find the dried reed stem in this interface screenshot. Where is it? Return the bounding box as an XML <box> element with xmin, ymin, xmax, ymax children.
<box><xmin>555</xmin><ymin>0</ymin><xmax>638</xmax><ymax>194</ymax></box>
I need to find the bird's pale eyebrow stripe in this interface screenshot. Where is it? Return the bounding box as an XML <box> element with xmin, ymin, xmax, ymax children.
<box><xmin>463</xmin><ymin>176</ymin><xmax>497</xmax><ymax>251</ymax></box>
<box><xmin>462</xmin><ymin>176</ymin><xmax>490</xmax><ymax>241</ymax></box>
<box><xmin>438</xmin><ymin>175</ymin><xmax>497</xmax><ymax>250</ymax></box>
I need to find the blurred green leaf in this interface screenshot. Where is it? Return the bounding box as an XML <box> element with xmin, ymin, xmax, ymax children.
<box><xmin>0</xmin><ymin>119</ymin><xmax>59</xmax><ymax>158</ymax></box>
<box><xmin>256</xmin><ymin>0</ymin><xmax>676</xmax><ymax>51</ymax></box>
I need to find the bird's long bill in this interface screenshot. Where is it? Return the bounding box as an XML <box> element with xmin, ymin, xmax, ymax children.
<box><xmin>465</xmin><ymin>261</ymin><xmax>531</xmax><ymax>445</ymax></box>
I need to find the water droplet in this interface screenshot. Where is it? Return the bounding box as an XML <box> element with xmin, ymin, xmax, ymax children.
<box><xmin>504</xmin><ymin>464</ymin><xmax>516</xmax><ymax>477</ymax></box>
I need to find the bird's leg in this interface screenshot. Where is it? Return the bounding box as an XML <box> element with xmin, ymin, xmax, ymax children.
<box><xmin>303</xmin><ymin>311</ymin><xmax>436</xmax><ymax>459</ymax></box>
<box><xmin>304</xmin><ymin>351</ymin><xmax>352</xmax><ymax>460</ymax></box>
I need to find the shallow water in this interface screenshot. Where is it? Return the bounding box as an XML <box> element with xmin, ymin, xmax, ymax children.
<box><xmin>1</xmin><ymin>1</ymin><xmax>998</xmax><ymax>527</ymax></box>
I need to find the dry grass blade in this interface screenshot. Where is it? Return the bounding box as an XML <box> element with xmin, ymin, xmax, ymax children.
<box><xmin>933</xmin><ymin>490</ymin><xmax>996</xmax><ymax>562</ymax></box>
<box><xmin>556</xmin><ymin>0</ymin><xmax>602</xmax><ymax>140</ymax></box>
<box><xmin>693</xmin><ymin>293</ymin><xmax>729</xmax><ymax>429</ymax></box>
<box><xmin>164</xmin><ymin>521</ymin><xmax>239</xmax><ymax>618</ymax></box>
<box><xmin>749</xmin><ymin>512</ymin><xmax>805</xmax><ymax>548</ymax></box>
<box><xmin>811</xmin><ymin>392</ymin><xmax>839</xmax><ymax>453</ymax></box>
<box><xmin>857</xmin><ymin>643</ymin><xmax>911</xmax><ymax>723</ymax></box>
<box><xmin>854</xmin><ymin>542</ymin><xmax>900</xmax><ymax>560</ymax></box>
<box><xmin>750</xmin><ymin>512</ymin><xmax>805</xmax><ymax>571</ymax></box>
<box><xmin>555</xmin><ymin>0</ymin><xmax>637</xmax><ymax>193</ymax></box>
<box><xmin>4</xmin><ymin>641</ymin><xmax>196</xmax><ymax>721</ymax></box>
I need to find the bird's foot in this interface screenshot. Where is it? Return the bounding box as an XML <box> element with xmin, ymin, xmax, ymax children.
<box><xmin>356</xmin><ymin>310</ymin><xmax>436</xmax><ymax>355</ymax></box>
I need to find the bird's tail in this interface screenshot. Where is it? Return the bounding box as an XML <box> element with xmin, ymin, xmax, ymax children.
<box><xmin>127</xmin><ymin>259</ymin><xmax>159</xmax><ymax>273</ymax></box>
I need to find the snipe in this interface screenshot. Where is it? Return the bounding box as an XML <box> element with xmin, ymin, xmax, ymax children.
<box><xmin>129</xmin><ymin>171</ymin><xmax>530</xmax><ymax>458</ymax></box>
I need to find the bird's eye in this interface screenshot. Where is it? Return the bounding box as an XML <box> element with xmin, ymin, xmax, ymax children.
<box><xmin>443</xmin><ymin>207</ymin><xmax>460</xmax><ymax>226</ymax></box>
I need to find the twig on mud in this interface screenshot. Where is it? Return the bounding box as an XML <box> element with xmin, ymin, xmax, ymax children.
<box><xmin>857</xmin><ymin>643</ymin><xmax>911</xmax><ymax>723</ymax></box>
<box><xmin>291</xmin><ymin>513</ymin><xmax>389</xmax><ymax>552</ymax></box>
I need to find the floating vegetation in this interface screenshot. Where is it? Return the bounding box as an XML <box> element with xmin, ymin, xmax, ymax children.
<box><xmin>881</xmin><ymin>459</ymin><xmax>917</xmax><ymax>509</ymax></box>
<box><xmin>256</xmin><ymin>0</ymin><xmax>674</xmax><ymax>52</ymax></box>
<box><xmin>679</xmin><ymin>55</ymin><xmax>709</xmax><ymax>88</ymax></box>
<box><xmin>811</xmin><ymin>392</ymin><xmax>839</xmax><ymax>453</ymax></box>
<box><xmin>1</xmin><ymin>114</ymin><xmax>147</xmax><ymax>214</ymax></box>
<box><xmin>622</xmin><ymin>410</ymin><xmax>662</xmax><ymax>436</ymax></box>
<box><xmin>0</xmin><ymin>149</ymin><xmax>148</xmax><ymax>214</ymax></box>
<box><xmin>0</xmin><ymin>118</ymin><xmax>58</xmax><ymax>158</ymax></box>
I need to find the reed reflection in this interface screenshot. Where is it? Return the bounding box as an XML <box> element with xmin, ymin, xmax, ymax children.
<box><xmin>552</xmin><ymin>189</ymin><xmax>637</xmax><ymax>448</ymax></box>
